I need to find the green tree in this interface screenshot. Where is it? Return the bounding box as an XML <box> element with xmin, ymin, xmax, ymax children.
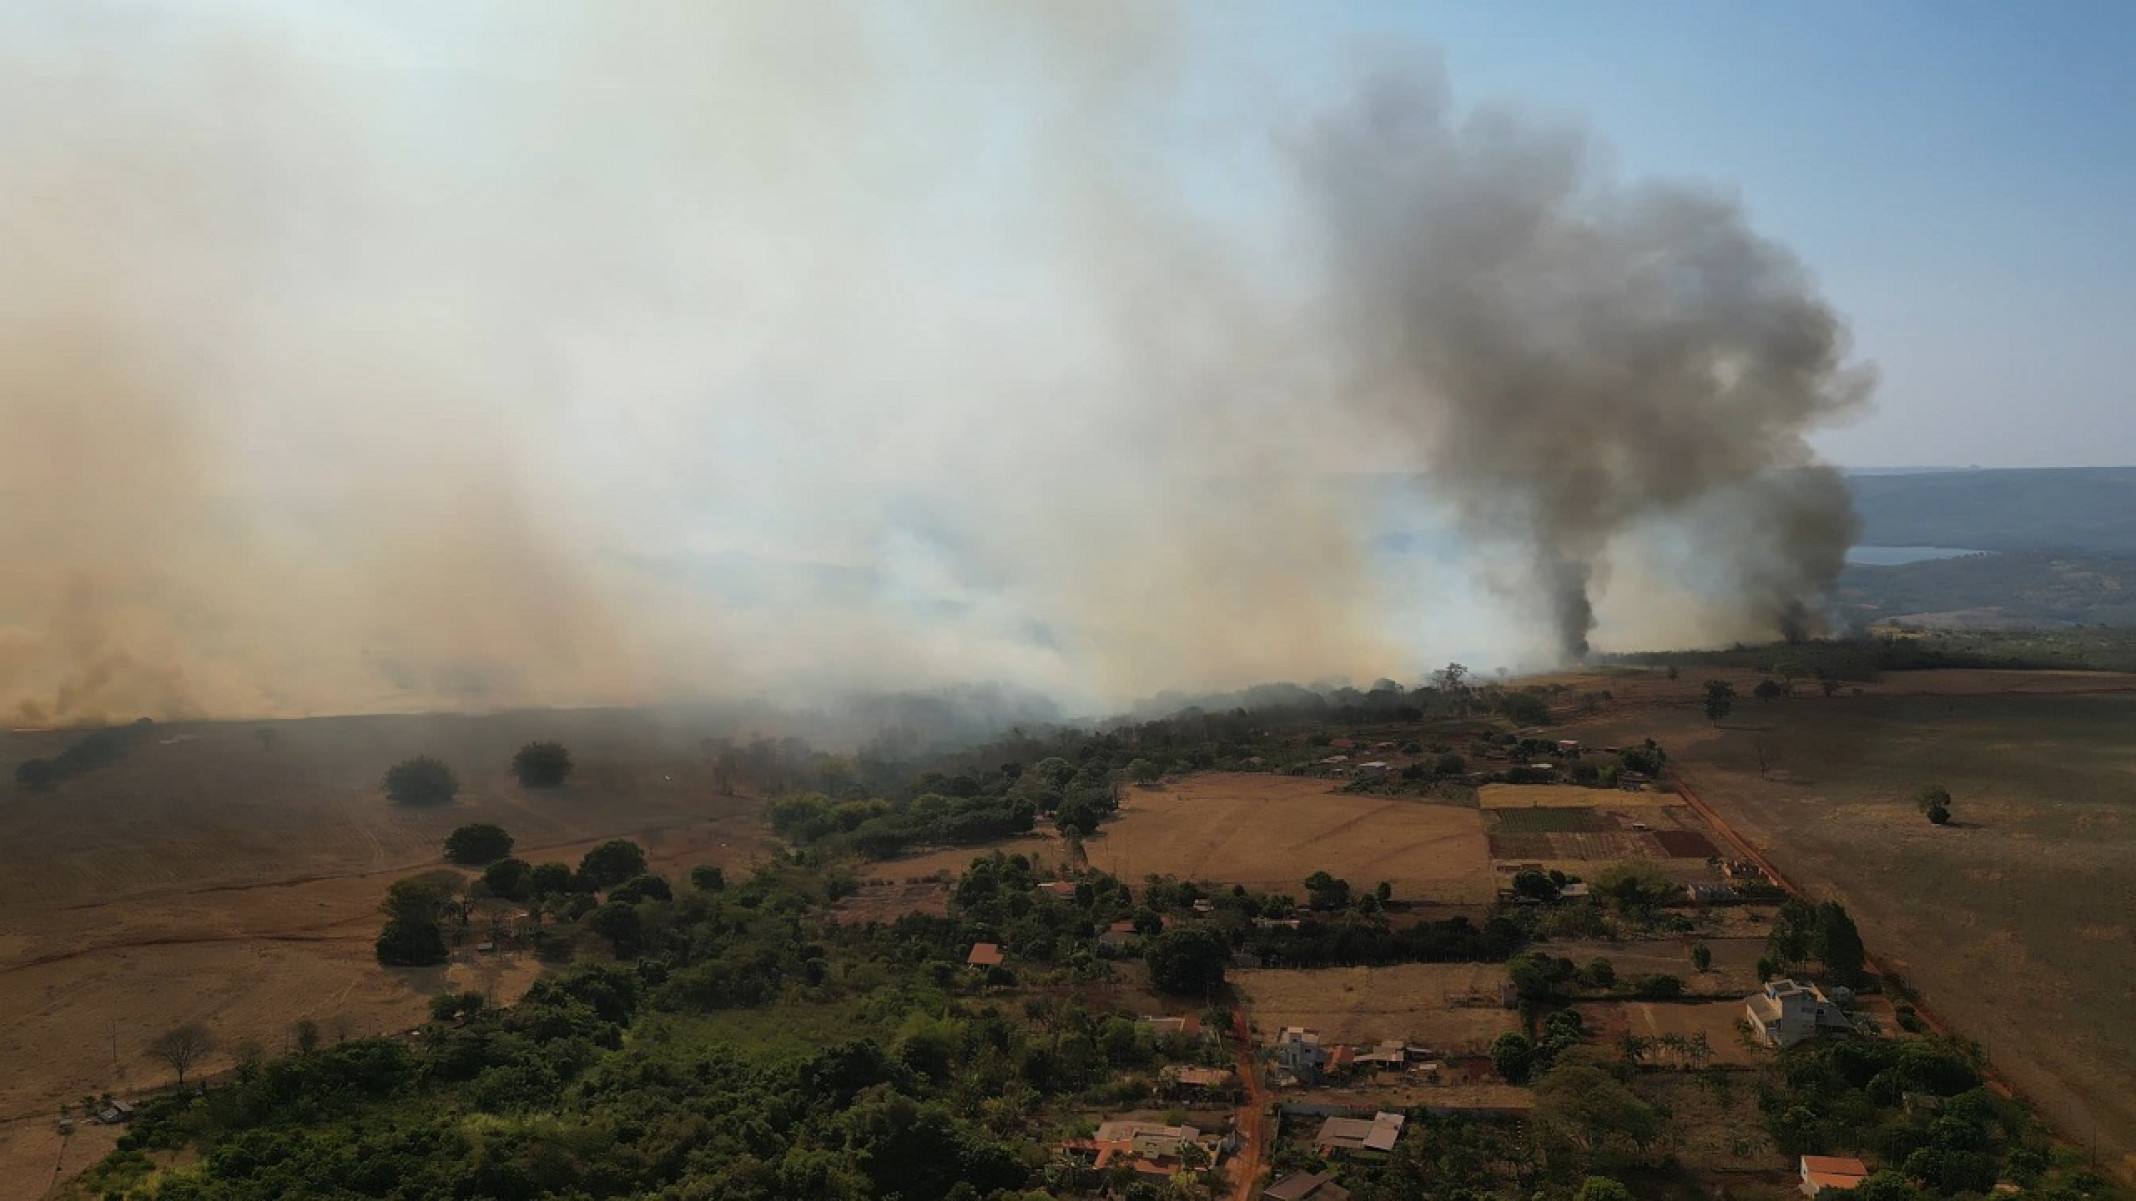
<box><xmin>1303</xmin><ymin>870</ymin><xmax>1351</xmax><ymax>911</ymax></box>
<box><xmin>1754</xmin><ymin>677</ymin><xmax>1788</xmax><ymax>702</ymax></box>
<box><xmin>375</xmin><ymin>916</ymin><xmax>448</xmax><ymax>965</ymax></box>
<box><xmin>1144</xmin><ymin>928</ymin><xmax>1226</xmax><ymax>997</ymax></box>
<box><xmin>1914</xmin><ymin>783</ymin><xmax>1952</xmax><ymax>825</ymax></box>
<box><xmin>1490</xmin><ymin>1031</ymin><xmax>1534</xmax><ymax>1083</ymax></box>
<box><xmin>479</xmin><ymin>856</ymin><xmax>533</xmax><ymax>901</ymax></box>
<box><xmin>529</xmin><ymin>861</ymin><xmax>577</xmax><ymax>896</ymax></box>
<box><xmin>382</xmin><ymin>756</ymin><xmax>458</xmax><ymax>805</ymax></box>
<box><xmin>578</xmin><ymin>839</ymin><xmax>648</xmax><ymax>890</ymax></box>
<box><xmin>1512</xmin><ymin>868</ymin><xmax>1560</xmax><ymax>901</ymax></box>
<box><xmin>442</xmin><ymin>822</ymin><xmax>513</xmax><ymax>864</ymax></box>
<box><xmin>1816</xmin><ymin>900</ymin><xmax>1868</xmax><ymax>986</ymax></box>
<box><xmin>1691</xmin><ymin>942</ymin><xmax>1712</xmax><ymax>972</ymax></box>
<box><xmin>1125</xmin><ymin>758</ymin><xmax>1162</xmax><ymax>785</ymax></box>
<box><xmin>588</xmin><ymin>900</ymin><xmax>644</xmax><ymax>956</ymax></box>
<box><xmin>609</xmin><ymin>874</ymin><xmax>672</xmax><ymax>904</ymax></box>
<box><xmin>1575</xmin><ymin>1179</ymin><xmax>1636</xmax><ymax>1201</ymax></box>
<box><xmin>1702</xmin><ymin>680</ymin><xmax>1736</xmax><ymax>723</ymax></box>
<box><xmin>511</xmin><ymin>740</ymin><xmax>574</xmax><ymax>788</ymax></box>
<box><xmin>691</xmin><ymin>864</ymin><xmax>726</xmax><ymax>891</ymax></box>
<box><xmin>1534</xmin><ymin>1063</ymin><xmax>1663</xmax><ymax>1160</ymax></box>
<box><xmin>1577</xmin><ymin>957</ymin><xmax>1616</xmax><ymax>990</ymax></box>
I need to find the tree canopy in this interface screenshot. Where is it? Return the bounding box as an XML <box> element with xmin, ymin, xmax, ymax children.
<box><xmin>383</xmin><ymin>756</ymin><xmax>458</xmax><ymax>805</ymax></box>
<box><xmin>512</xmin><ymin>740</ymin><xmax>574</xmax><ymax>788</ymax></box>
<box><xmin>442</xmin><ymin>823</ymin><xmax>513</xmax><ymax>864</ymax></box>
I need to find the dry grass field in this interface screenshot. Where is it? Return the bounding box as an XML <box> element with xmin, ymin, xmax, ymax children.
<box><xmin>1567</xmin><ymin>669</ymin><xmax>2136</xmax><ymax>1181</ymax></box>
<box><xmin>1477</xmin><ymin>782</ymin><xmax>1680</xmax><ymax>809</ymax></box>
<box><xmin>0</xmin><ymin>709</ymin><xmax>767</xmax><ymax>1201</ymax></box>
<box><xmin>1082</xmin><ymin>773</ymin><xmax>1496</xmax><ymax>902</ymax></box>
<box><xmin>1233</xmin><ymin>963</ymin><xmax>1519</xmax><ymax>1052</ymax></box>
<box><xmin>1543</xmin><ymin>937</ymin><xmax>1768</xmax><ymax>997</ymax></box>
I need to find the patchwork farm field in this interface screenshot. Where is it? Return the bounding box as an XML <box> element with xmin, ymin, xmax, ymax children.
<box><xmin>1082</xmin><ymin>773</ymin><xmax>1497</xmax><ymax>903</ymax></box>
<box><xmin>1571</xmin><ymin>674</ymin><xmax>2136</xmax><ymax>1181</ymax></box>
<box><xmin>0</xmin><ymin>710</ymin><xmax>766</xmax><ymax>1201</ymax></box>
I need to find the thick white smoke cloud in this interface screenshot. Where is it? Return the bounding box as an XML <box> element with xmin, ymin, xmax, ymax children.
<box><xmin>0</xmin><ymin>5</ymin><xmax>1864</xmax><ymax>724</ymax></box>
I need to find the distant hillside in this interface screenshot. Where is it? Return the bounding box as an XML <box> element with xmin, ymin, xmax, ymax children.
<box><xmin>1840</xmin><ymin>551</ymin><xmax>2136</xmax><ymax>629</ymax></box>
<box><xmin>1848</xmin><ymin>466</ymin><xmax>2136</xmax><ymax>554</ymax></box>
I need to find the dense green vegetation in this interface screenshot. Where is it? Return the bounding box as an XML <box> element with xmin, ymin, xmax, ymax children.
<box><xmin>1841</xmin><ymin>552</ymin><xmax>2136</xmax><ymax>629</ymax></box>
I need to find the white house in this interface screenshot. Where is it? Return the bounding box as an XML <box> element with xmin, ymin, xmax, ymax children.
<box><xmin>1747</xmin><ymin>979</ymin><xmax>1853</xmax><ymax>1049</ymax></box>
<box><xmin>1274</xmin><ymin>1026</ymin><xmax>1328</xmax><ymax>1077</ymax></box>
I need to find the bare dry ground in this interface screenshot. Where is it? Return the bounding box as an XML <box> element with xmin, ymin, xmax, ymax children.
<box><xmin>1082</xmin><ymin>773</ymin><xmax>1496</xmax><ymax>903</ymax></box>
<box><xmin>0</xmin><ymin>709</ymin><xmax>767</xmax><ymax>1201</ymax></box>
<box><xmin>1564</xmin><ymin>668</ymin><xmax>2136</xmax><ymax>1182</ymax></box>
<box><xmin>1234</xmin><ymin>963</ymin><xmax>1519</xmax><ymax>1053</ymax></box>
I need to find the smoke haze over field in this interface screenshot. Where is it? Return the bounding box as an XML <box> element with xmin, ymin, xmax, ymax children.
<box><xmin>0</xmin><ymin>4</ymin><xmax>1869</xmax><ymax>723</ymax></box>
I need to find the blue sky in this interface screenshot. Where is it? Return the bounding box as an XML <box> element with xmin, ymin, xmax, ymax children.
<box><xmin>1217</xmin><ymin>1</ymin><xmax>2136</xmax><ymax>467</ymax></box>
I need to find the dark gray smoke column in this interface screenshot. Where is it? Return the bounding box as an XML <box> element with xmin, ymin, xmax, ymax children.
<box><xmin>1301</xmin><ymin>71</ymin><xmax>1871</xmax><ymax>658</ymax></box>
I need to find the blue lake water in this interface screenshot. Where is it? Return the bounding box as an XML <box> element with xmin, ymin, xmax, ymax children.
<box><xmin>1845</xmin><ymin>545</ymin><xmax>1984</xmax><ymax>566</ymax></box>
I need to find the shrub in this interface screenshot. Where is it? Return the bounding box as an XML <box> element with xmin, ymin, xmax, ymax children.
<box><xmin>512</xmin><ymin>741</ymin><xmax>574</xmax><ymax>788</ymax></box>
<box><xmin>1632</xmin><ymin>973</ymin><xmax>1684</xmax><ymax>999</ymax></box>
<box><xmin>443</xmin><ymin>823</ymin><xmax>513</xmax><ymax>864</ymax></box>
<box><xmin>691</xmin><ymin>864</ymin><xmax>726</xmax><ymax>892</ymax></box>
<box><xmin>383</xmin><ymin>756</ymin><xmax>458</xmax><ymax>805</ymax></box>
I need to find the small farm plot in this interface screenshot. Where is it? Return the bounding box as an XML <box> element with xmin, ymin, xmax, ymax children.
<box><xmin>1083</xmin><ymin>774</ymin><xmax>1497</xmax><ymax>903</ymax></box>
<box><xmin>1478</xmin><ymin>783</ymin><xmax>1679</xmax><ymax>809</ymax></box>
<box><xmin>1572</xmin><ymin>1000</ymin><xmax>1768</xmax><ymax>1068</ymax></box>
<box><xmin>1235</xmin><ymin>964</ymin><xmax>1520</xmax><ymax>1053</ymax></box>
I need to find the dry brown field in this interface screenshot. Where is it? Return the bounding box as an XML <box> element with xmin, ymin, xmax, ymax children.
<box><xmin>0</xmin><ymin>709</ymin><xmax>766</xmax><ymax>1201</ymax></box>
<box><xmin>1234</xmin><ymin>963</ymin><xmax>1519</xmax><ymax>1053</ymax></box>
<box><xmin>1541</xmin><ymin>936</ymin><xmax>1768</xmax><ymax>997</ymax></box>
<box><xmin>1082</xmin><ymin>773</ymin><xmax>1496</xmax><ymax>903</ymax></box>
<box><xmin>1476</xmin><ymin>782</ymin><xmax>1679</xmax><ymax>809</ymax></box>
<box><xmin>1564</xmin><ymin>667</ymin><xmax>2136</xmax><ymax>1181</ymax></box>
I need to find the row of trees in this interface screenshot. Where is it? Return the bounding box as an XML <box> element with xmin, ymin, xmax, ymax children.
<box><xmin>381</xmin><ymin>741</ymin><xmax>575</xmax><ymax>805</ymax></box>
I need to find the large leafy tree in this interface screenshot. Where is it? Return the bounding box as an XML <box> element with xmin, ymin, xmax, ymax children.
<box><xmin>512</xmin><ymin>740</ymin><xmax>574</xmax><ymax>788</ymax></box>
<box><xmin>383</xmin><ymin>756</ymin><xmax>458</xmax><ymax>805</ymax></box>
<box><xmin>1144</xmin><ymin>927</ymin><xmax>1226</xmax><ymax>997</ymax></box>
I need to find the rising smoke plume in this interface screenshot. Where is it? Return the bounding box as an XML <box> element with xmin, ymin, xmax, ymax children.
<box><xmin>1302</xmin><ymin>73</ymin><xmax>1872</xmax><ymax>658</ymax></box>
<box><xmin>0</xmin><ymin>8</ymin><xmax>1867</xmax><ymax>724</ymax></box>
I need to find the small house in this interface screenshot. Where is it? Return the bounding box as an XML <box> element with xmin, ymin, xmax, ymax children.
<box><xmin>1748</xmin><ymin>980</ymin><xmax>1852</xmax><ymax>1049</ymax></box>
<box><xmin>966</xmin><ymin>942</ymin><xmax>1004</xmax><ymax>968</ymax></box>
<box><xmin>1685</xmin><ymin>883</ymin><xmax>1737</xmax><ymax>904</ymax></box>
<box><xmin>1798</xmin><ymin>1155</ymin><xmax>1869</xmax><ymax>1195</ymax></box>
<box><xmin>1161</xmin><ymin>1064</ymin><xmax>1236</xmax><ymax>1097</ymax></box>
<box><xmin>1315</xmin><ymin>1111</ymin><xmax>1406</xmax><ymax>1156</ymax></box>
<box><xmin>1274</xmin><ymin>1026</ymin><xmax>1328</xmax><ymax>1078</ymax></box>
<box><xmin>1035</xmin><ymin>881</ymin><xmax>1078</xmax><ymax>902</ymax></box>
<box><xmin>1263</xmin><ymin>1171</ymin><xmax>1350</xmax><ymax>1201</ymax></box>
